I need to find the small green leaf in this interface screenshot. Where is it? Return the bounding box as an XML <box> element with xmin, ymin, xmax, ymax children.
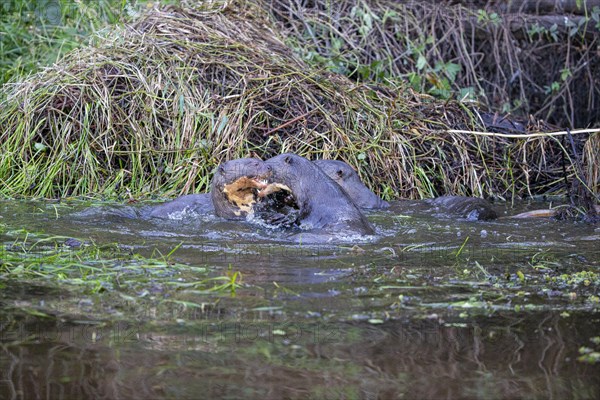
<box><xmin>34</xmin><ymin>142</ymin><xmax>47</xmax><ymax>152</ymax></box>
<box><xmin>444</xmin><ymin>63</ymin><xmax>461</xmax><ymax>82</ymax></box>
<box><xmin>416</xmin><ymin>54</ymin><xmax>427</xmax><ymax>70</ymax></box>
<box><xmin>216</xmin><ymin>115</ymin><xmax>228</xmax><ymax>135</ymax></box>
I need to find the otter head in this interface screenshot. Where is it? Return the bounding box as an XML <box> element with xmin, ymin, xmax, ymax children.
<box><xmin>262</xmin><ymin>154</ymin><xmax>375</xmax><ymax>234</ymax></box>
<box><xmin>314</xmin><ymin>159</ymin><xmax>389</xmax><ymax>209</ymax></box>
<box><xmin>430</xmin><ymin>196</ymin><xmax>498</xmax><ymax>221</ymax></box>
<box><xmin>210</xmin><ymin>158</ymin><xmax>272</xmax><ymax>219</ymax></box>
<box><xmin>250</xmin><ymin>153</ymin><xmax>321</xmax><ymax>226</ymax></box>
<box><xmin>266</xmin><ymin>154</ymin><xmax>306</xmax><ymax>182</ymax></box>
<box><xmin>261</xmin><ymin>153</ymin><xmax>318</xmax><ymax>205</ymax></box>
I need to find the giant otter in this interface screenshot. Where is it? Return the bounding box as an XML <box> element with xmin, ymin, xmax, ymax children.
<box><xmin>210</xmin><ymin>158</ymin><xmax>271</xmax><ymax>220</ymax></box>
<box><xmin>72</xmin><ymin>158</ymin><xmax>271</xmax><ymax>221</ymax></box>
<box><xmin>143</xmin><ymin>194</ymin><xmax>214</xmax><ymax>219</ymax></box>
<box><xmin>314</xmin><ymin>159</ymin><xmax>498</xmax><ymax>220</ymax></box>
<box><xmin>313</xmin><ymin>159</ymin><xmax>389</xmax><ymax>209</ymax></box>
<box><xmin>261</xmin><ymin>153</ymin><xmax>374</xmax><ymax>238</ymax></box>
<box><xmin>117</xmin><ymin>158</ymin><xmax>388</xmax><ymax>222</ymax></box>
<box><xmin>426</xmin><ymin>196</ymin><xmax>498</xmax><ymax>221</ymax></box>
<box><xmin>141</xmin><ymin>158</ymin><xmax>272</xmax><ymax>220</ymax></box>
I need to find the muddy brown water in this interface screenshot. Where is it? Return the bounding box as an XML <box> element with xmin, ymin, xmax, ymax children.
<box><xmin>1</xmin><ymin>199</ymin><xmax>599</xmax><ymax>399</ymax></box>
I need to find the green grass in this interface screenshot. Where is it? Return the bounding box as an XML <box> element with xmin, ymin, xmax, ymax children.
<box><xmin>0</xmin><ymin>229</ymin><xmax>244</xmax><ymax>319</ymax></box>
<box><xmin>0</xmin><ymin>0</ymin><xmax>176</xmax><ymax>86</ymax></box>
<box><xmin>0</xmin><ymin>1</ymin><xmax>597</xmax><ymax>202</ymax></box>
<box><xmin>268</xmin><ymin>0</ymin><xmax>600</xmax><ymax>128</ymax></box>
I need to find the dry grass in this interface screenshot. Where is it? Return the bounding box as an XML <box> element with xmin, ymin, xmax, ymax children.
<box><xmin>265</xmin><ymin>0</ymin><xmax>600</xmax><ymax>128</ymax></box>
<box><xmin>0</xmin><ymin>0</ymin><xmax>597</xmax><ymax>202</ymax></box>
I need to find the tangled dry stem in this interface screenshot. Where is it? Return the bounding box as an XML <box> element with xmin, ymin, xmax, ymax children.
<box><xmin>265</xmin><ymin>0</ymin><xmax>600</xmax><ymax>128</ymax></box>
<box><xmin>0</xmin><ymin>0</ymin><xmax>597</xmax><ymax>202</ymax></box>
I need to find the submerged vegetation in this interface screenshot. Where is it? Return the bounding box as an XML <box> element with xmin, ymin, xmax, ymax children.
<box><xmin>0</xmin><ymin>0</ymin><xmax>598</xmax><ymax>202</ymax></box>
<box><xmin>1</xmin><ymin>200</ymin><xmax>598</xmax><ymax>324</ymax></box>
<box><xmin>0</xmin><ymin>227</ymin><xmax>245</xmax><ymax>322</ymax></box>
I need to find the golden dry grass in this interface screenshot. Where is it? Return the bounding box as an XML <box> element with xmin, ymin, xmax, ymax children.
<box><xmin>0</xmin><ymin>1</ymin><xmax>597</xmax><ymax>202</ymax></box>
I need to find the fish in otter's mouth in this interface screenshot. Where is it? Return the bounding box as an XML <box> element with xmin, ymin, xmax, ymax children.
<box><xmin>222</xmin><ymin>174</ymin><xmax>271</xmax><ymax>215</ymax></box>
<box><xmin>258</xmin><ymin>182</ymin><xmax>296</xmax><ymax>210</ymax></box>
<box><xmin>257</xmin><ymin>182</ymin><xmax>292</xmax><ymax>198</ymax></box>
<box><xmin>222</xmin><ymin>175</ymin><xmax>300</xmax><ymax>224</ymax></box>
<box><xmin>256</xmin><ymin>182</ymin><xmax>301</xmax><ymax>227</ymax></box>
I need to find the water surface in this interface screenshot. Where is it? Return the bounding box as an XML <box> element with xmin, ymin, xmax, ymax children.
<box><xmin>1</xmin><ymin>199</ymin><xmax>598</xmax><ymax>399</ymax></box>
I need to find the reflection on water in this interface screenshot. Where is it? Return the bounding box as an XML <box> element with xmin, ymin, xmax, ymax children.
<box><xmin>2</xmin><ymin>314</ymin><xmax>599</xmax><ymax>399</ymax></box>
<box><xmin>1</xmin><ymin>199</ymin><xmax>599</xmax><ymax>399</ymax></box>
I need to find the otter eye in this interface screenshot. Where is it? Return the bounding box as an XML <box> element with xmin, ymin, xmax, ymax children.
<box><xmin>336</xmin><ymin>170</ymin><xmax>343</xmax><ymax>178</ymax></box>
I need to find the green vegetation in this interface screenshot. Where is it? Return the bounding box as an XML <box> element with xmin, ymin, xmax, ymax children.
<box><xmin>579</xmin><ymin>337</ymin><xmax>600</xmax><ymax>364</ymax></box>
<box><xmin>0</xmin><ymin>1</ymin><xmax>597</xmax><ymax>201</ymax></box>
<box><xmin>0</xmin><ymin>228</ymin><xmax>244</xmax><ymax>321</ymax></box>
<box><xmin>269</xmin><ymin>0</ymin><xmax>600</xmax><ymax>128</ymax></box>
<box><xmin>0</xmin><ymin>0</ymin><xmax>150</xmax><ymax>86</ymax></box>
<box><xmin>0</xmin><ymin>3</ymin><xmax>598</xmax><ymax>396</ymax></box>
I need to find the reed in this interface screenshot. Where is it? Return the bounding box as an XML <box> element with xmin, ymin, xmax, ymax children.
<box><xmin>0</xmin><ymin>1</ymin><xmax>597</xmax><ymax>201</ymax></box>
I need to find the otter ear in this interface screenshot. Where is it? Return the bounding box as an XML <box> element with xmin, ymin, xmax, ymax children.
<box><xmin>284</xmin><ymin>155</ymin><xmax>292</xmax><ymax>164</ymax></box>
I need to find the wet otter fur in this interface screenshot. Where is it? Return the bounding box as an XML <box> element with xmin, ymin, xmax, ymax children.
<box><xmin>427</xmin><ymin>196</ymin><xmax>600</xmax><ymax>221</ymax></box>
<box><xmin>143</xmin><ymin>194</ymin><xmax>214</xmax><ymax>219</ymax></box>
<box><xmin>313</xmin><ymin>159</ymin><xmax>389</xmax><ymax>209</ymax></box>
<box><xmin>210</xmin><ymin>158</ymin><xmax>271</xmax><ymax>220</ymax></box>
<box><xmin>427</xmin><ymin>196</ymin><xmax>498</xmax><ymax>221</ymax></box>
<box><xmin>263</xmin><ymin>153</ymin><xmax>374</xmax><ymax>237</ymax></box>
<box><xmin>74</xmin><ymin>159</ymin><xmax>271</xmax><ymax>222</ymax></box>
<box><xmin>312</xmin><ymin>158</ymin><xmax>494</xmax><ymax>219</ymax></box>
